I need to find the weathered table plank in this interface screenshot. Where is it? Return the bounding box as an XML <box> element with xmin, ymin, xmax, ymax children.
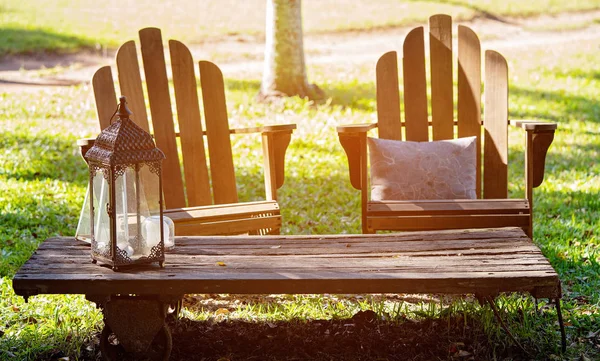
<box><xmin>12</xmin><ymin>227</ymin><xmax>560</xmax><ymax>299</ymax></box>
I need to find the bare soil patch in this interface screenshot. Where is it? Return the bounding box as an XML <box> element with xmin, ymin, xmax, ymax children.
<box><xmin>75</xmin><ymin>313</ymin><xmax>520</xmax><ymax>361</ymax></box>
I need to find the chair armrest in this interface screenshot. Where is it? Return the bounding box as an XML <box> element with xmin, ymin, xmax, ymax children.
<box><xmin>179</xmin><ymin>123</ymin><xmax>295</xmax><ymax>200</ymax></box>
<box><xmin>230</xmin><ymin>123</ymin><xmax>296</xmax><ymax>134</ymax></box>
<box><xmin>77</xmin><ymin>138</ymin><xmax>96</xmax><ymax>161</ymax></box>
<box><xmin>336</xmin><ymin>123</ymin><xmax>378</xmax><ymax>134</ymax></box>
<box><xmin>509</xmin><ymin>120</ymin><xmax>557</xmax><ymax>132</ymax></box>
<box><xmin>336</xmin><ymin>123</ymin><xmax>377</xmax><ymax>190</ymax></box>
<box><xmin>257</xmin><ymin>124</ymin><xmax>296</xmax><ymax>200</ymax></box>
<box><xmin>509</xmin><ymin>119</ymin><xmax>557</xmax><ymax>191</ymax></box>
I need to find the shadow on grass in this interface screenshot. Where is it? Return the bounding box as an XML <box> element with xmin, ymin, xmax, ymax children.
<box><xmin>532</xmin><ymin>187</ymin><xmax>600</xmax><ymax>307</ymax></box>
<box><xmin>410</xmin><ymin>0</ymin><xmax>513</xmax><ymax>24</ymax></box>
<box><xmin>532</xmin><ymin>185</ymin><xmax>600</xmax><ymax>346</ymax></box>
<box><xmin>550</xmin><ymin>69</ymin><xmax>600</xmax><ymax>82</ymax></box>
<box><xmin>224</xmin><ymin>78</ymin><xmax>260</xmax><ymax>93</ymax></box>
<box><xmin>224</xmin><ymin>78</ymin><xmax>376</xmax><ymax>112</ymax></box>
<box><xmin>322</xmin><ymin>81</ymin><xmax>376</xmax><ymax>112</ymax></box>
<box><xmin>510</xmin><ymin>85</ymin><xmax>600</xmax><ymax>124</ymax></box>
<box><xmin>0</xmin><ymin>27</ymin><xmax>94</xmax><ymax>56</ymax></box>
<box><xmin>0</xmin><ymin>206</ymin><xmax>80</xmax><ymax>277</ymax></box>
<box><xmin>0</xmin><ymin>131</ymin><xmax>87</xmax><ymax>184</ymax></box>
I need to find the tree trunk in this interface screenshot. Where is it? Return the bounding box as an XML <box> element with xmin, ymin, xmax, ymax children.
<box><xmin>259</xmin><ymin>0</ymin><xmax>323</xmax><ymax>101</ymax></box>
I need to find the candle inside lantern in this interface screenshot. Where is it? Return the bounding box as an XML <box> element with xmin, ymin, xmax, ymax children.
<box><xmin>142</xmin><ymin>216</ymin><xmax>173</xmax><ymax>250</ymax></box>
<box><xmin>163</xmin><ymin>216</ymin><xmax>175</xmax><ymax>250</ymax></box>
<box><xmin>117</xmin><ymin>242</ymin><xmax>134</xmax><ymax>257</ymax></box>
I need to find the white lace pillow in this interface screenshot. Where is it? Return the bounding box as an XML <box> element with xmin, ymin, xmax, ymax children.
<box><xmin>368</xmin><ymin>136</ymin><xmax>477</xmax><ymax>201</ymax></box>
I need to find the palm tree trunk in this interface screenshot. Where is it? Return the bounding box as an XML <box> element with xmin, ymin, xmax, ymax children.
<box><xmin>259</xmin><ymin>0</ymin><xmax>323</xmax><ymax>100</ymax></box>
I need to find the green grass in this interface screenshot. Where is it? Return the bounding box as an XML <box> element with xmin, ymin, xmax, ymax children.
<box><xmin>1</xmin><ymin>0</ymin><xmax>600</xmax><ymax>55</ymax></box>
<box><xmin>1</xmin><ymin>19</ymin><xmax>600</xmax><ymax>361</ymax></box>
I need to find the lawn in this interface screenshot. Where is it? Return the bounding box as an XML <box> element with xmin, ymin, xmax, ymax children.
<box><xmin>1</xmin><ymin>0</ymin><xmax>600</xmax><ymax>55</ymax></box>
<box><xmin>1</xmin><ymin>2</ymin><xmax>600</xmax><ymax>361</ymax></box>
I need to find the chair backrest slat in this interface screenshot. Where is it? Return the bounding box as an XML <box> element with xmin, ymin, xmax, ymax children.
<box><xmin>483</xmin><ymin>50</ymin><xmax>509</xmax><ymax>198</ymax></box>
<box><xmin>139</xmin><ymin>28</ymin><xmax>186</xmax><ymax>209</ymax></box>
<box><xmin>384</xmin><ymin>15</ymin><xmax>510</xmax><ymax>200</ymax></box>
<box><xmin>199</xmin><ymin>60</ymin><xmax>238</xmax><ymax>205</ymax></box>
<box><xmin>376</xmin><ymin>51</ymin><xmax>402</xmax><ymax>140</ymax></box>
<box><xmin>91</xmin><ymin>66</ymin><xmax>117</xmax><ymax>131</ymax></box>
<box><xmin>457</xmin><ymin>25</ymin><xmax>482</xmax><ymax>197</ymax></box>
<box><xmin>116</xmin><ymin>41</ymin><xmax>150</xmax><ymax>132</ymax></box>
<box><xmin>402</xmin><ymin>27</ymin><xmax>429</xmax><ymax>141</ymax></box>
<box><xmin>429</xmin><ymin>14</ymin><xmax>454</xmax><ymax>140</ymax></box>
<box><xmin>169</xmin><ymin>40</ymin><xmax>212</xmax><ymax>207</ymax></box>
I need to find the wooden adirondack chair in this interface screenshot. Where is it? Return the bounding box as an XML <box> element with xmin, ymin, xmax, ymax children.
<box><xmin>337</xmin><ymin>15</ymin><xmax>556</xmax><ymax>237</ymax></box>
<box><xmin>80</xmin><ymin>27</ymin><xmax>295</xmax><ymax>236</ymax></box>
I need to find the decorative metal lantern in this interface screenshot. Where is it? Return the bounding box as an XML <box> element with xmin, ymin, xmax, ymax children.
<box><xmin>84</xmin><ymin>96</ymin><xmax>166</xmax><ymax>270</ymax></box>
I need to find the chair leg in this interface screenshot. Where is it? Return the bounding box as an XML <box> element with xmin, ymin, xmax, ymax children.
<box><xmin>555</xmin><ymin>298</ymin><xmax>567</xmax><ymax>352</ymax></box>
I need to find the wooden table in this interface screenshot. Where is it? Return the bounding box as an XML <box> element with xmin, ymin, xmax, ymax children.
<box><xmin>12</xmin><ymin>227</ymin><xmax>564</xmax><ymax>359</ymax></box>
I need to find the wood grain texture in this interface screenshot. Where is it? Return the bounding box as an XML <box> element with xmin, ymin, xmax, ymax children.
<box><xmin>376</xmin><ymin>51</ymin><xmax>402</xmax><ymax>140</ymax></box>
<box><xmin>91</xmin><ymin>66</ymin><xmax>117</xmax><ymax>130</ymax></box>
<box><xmin>484</xmin><ymin>50</ymin><xmax>509</xmax><ymax>199</ymax></box>
<box><xmin>173</xmin><ymin>215</ymin><xmax>281</xmax><ymax>236</ymax></box>
<box><xmin>199</xmin><ymin>60</ymin><xmax>238</xmax><ymax>204</ymax></box>
<box><xmin>169</xmin><ymin>39</ymin><xmax>212</xmax><ymax>207</ymax></box>
<box><xmin>116</xmin><ymin>41</ymin><xmax>150</xmax><ymax>132</ymax></box>
<box><xmin>139</xmin><ymin>27</ymin><xmax>186</xmax><ymax>209</ymax></box>
<box><xmin>429</xmin><ymin>14</ymin><xmax>454</xmax><ymax>140</ymax></box>
<box><xmin>402</xmin><ymin>27</ymin><xmax>429</xmax><ymax>141</ymax></box>
<box><xmin>368</xmin><ymin>199</ymin><xmax>529</xmax><ymax>215</ymax></box>
<box><xmin>164</xmin><ymin>200</ymin><xmax>280</xmax><ymax>222</ymax></box>
<box><xmin>457</xmin><ymin>25</ymin><xmax>482</xmax><ymax>197</ymax></box>
<box><xmin>12</xmin><ymin>228</ymin><xmax>560</xmax><ymax>299</ymax></box>
<box><xmin>368</xmin><ymin>214</ymin><xmax>529</xmax><ymax>231</ymax></box>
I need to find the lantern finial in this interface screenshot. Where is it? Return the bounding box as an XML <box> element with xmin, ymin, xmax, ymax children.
<box><xmin>117</xmin><ymin>96</ymin><xmax>133</xmax><ymax>119</ymax></box>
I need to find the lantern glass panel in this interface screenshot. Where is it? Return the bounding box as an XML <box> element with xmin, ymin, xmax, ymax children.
<box><xmin>90</xmin><ymin>164</ymin><xmax>162</xmax><ymax>261</ymax></box>
<box><xmin>75</xmin><ymin>171</ymin><xmax>104</xmax><ymax>243</ymax></box>
<box><xmin>91</xmin><ymin>169</ymin><xmax>110</xmax><ymax>253</ymax></box>
<box><xmin>137</xmin><ymin>164</ymin><xmax>163</xmax><ymax>254</ymax></box>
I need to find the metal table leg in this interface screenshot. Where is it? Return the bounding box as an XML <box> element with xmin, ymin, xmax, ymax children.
<box><xmin>87</xmin><ymin>294</ymin><xmax>181</xmax><ymax>361</ymax></box>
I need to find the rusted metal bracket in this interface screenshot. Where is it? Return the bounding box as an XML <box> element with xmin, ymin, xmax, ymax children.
<box><xmin>86</xmin><ymin>294</ymin><xmax>182</xmax><ymax>361</ymax></box>
<box><xmin>484</xmin><ymin>295</ymin><xmax>567</xmax><ymax>354</ymax></box>
<box><xmin>484</xmin><ymin>295</ymin><xmax>531</xmax><ymax>357</ymax></box>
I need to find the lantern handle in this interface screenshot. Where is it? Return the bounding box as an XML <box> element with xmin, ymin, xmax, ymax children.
<box><xmin>108</xmin><ymin>104</ymin><xmax>119</xmax><ymax>125</ymax></box>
